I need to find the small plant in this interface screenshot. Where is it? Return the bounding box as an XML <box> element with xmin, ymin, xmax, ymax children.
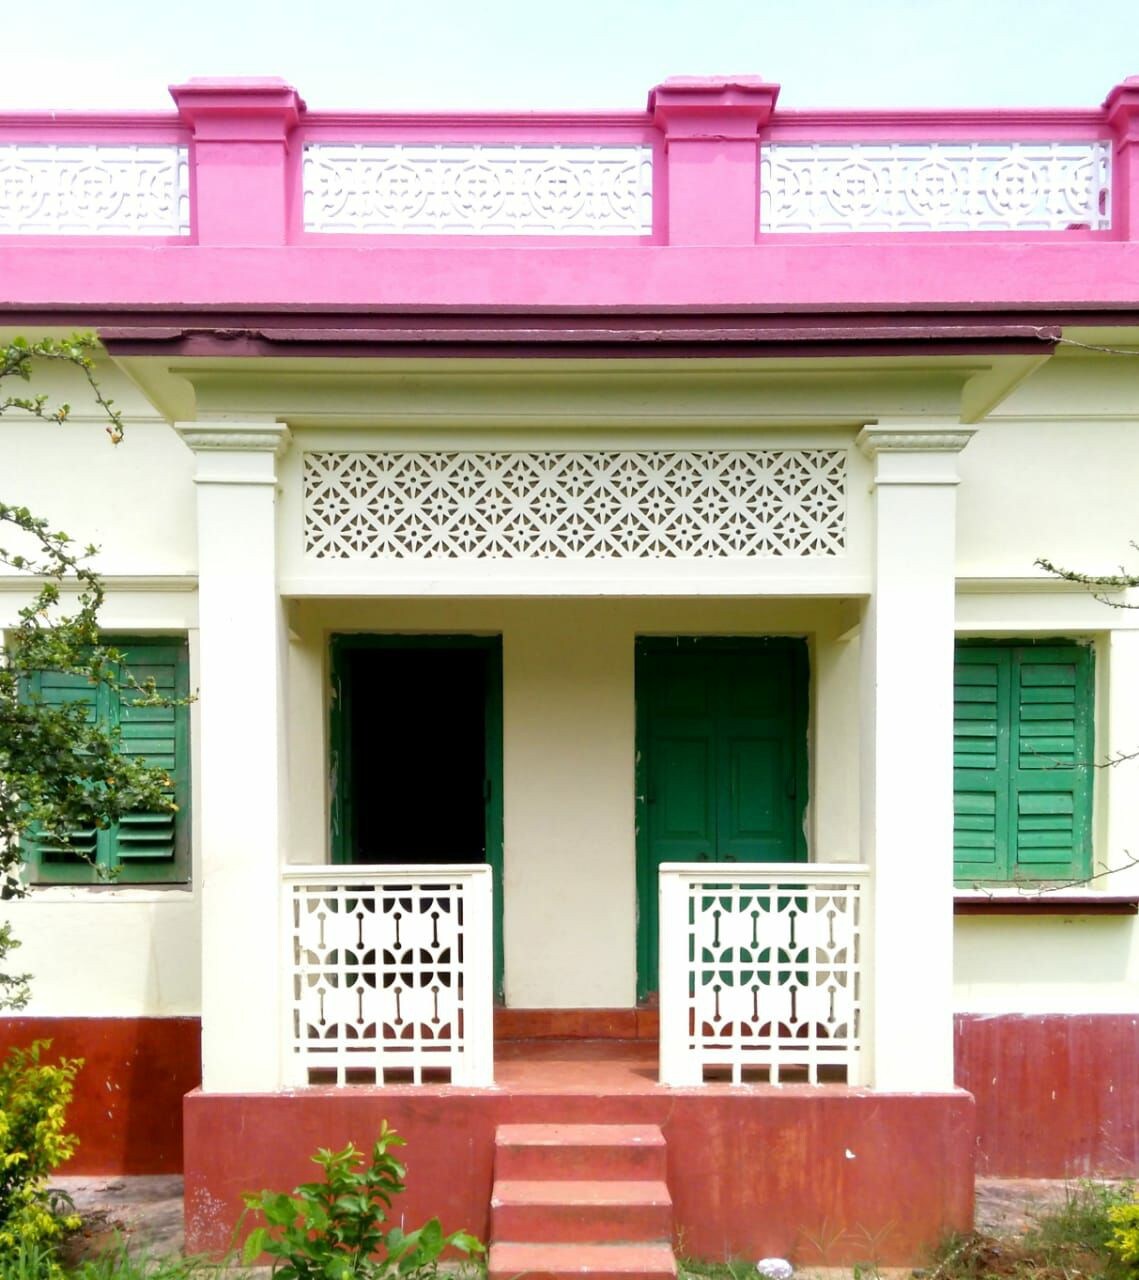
<box><xmin>1108</xmin><ymin>1192</ymin><xmax>1139</xmax><ymax>1272</ymax></box>
<box><xmin>0</xmin><ymin>1240</ymin><xmax>60</xmax><ymax>1280</ymax></box>
<box><xmin>241</xmin><ymin>1122</ymin><xmax>484</xmax><ymax>1280</ymax></box>
<box><xmin>0</xmin><ymin>1041</ymin><xmax>82</xmax><ymax>1268</ymax></box>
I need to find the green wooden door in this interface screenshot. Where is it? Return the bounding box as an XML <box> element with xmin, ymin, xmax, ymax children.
<box><xmin>636</xmin><ymin>638</ymin><xmax>808</xmax><ymax>998</ymax></box>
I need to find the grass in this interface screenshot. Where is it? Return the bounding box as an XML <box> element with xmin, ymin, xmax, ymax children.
<box><xmin>930</xmin><ymin>1181</ymin><xmax>1136</xmax><ymax>1280</ymax></box>
<box><xmin>679</xmin><ymin>1181</ymin><xmax>1138</xmax><ymax>1280</ymax></box>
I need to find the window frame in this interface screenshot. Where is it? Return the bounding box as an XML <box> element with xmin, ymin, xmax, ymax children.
<box><xmin>22</xmin><ymin>634</ymin><xmax>191</xmax><ymax>887</ymax></box>
<box><xmin>953</xmin><ymin>637</ymin><xmax>1094</xmax><ymax>886</ymax></box>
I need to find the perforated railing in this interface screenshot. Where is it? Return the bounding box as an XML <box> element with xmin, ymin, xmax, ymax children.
<box><xmin>659</xmin><ymin>863</ymin><xmax>870</xmax><ymax>1086</ymax></box>
<box><xmin>282</xmin><ymin>865</ymin><xmax>494</xmax><ymax>1086</ymax></box>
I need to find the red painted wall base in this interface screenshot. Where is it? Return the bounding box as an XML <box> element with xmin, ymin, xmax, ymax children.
<box><xmin>184</xmin><ymin>1087</ymin><xmax>974</xmax><ymax>1265</ymax></box>
<box><xmin>2</xmin><ymin>1011</ymin><xmax>1133</xmax><ymax>1189</ymax></box>
<box><xmin>955</xmin><ymin>1012</ymin><xmax>1139</xmax><ymax>1177</ymax></box>
<box><xmin>0</xmin><ymin>1017</ymin><xmax>200</xmax><ymax>1174</ymax></box>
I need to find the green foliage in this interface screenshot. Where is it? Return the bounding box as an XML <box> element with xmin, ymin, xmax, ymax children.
<box><xmin>241</xmin><ymin>1123</ymin><xmax>483</xmax><ymax>1280</ymax></box>
<box><xmin>1108</xmin><ymin>1193</ymin><xmax>1139</xmax><ymax>1272</ymax></box>
<box><xmin>0</xmin><ymin>1041</ymin><xmax>82</xmax><ymax>1268</ymax></box>
<box><xmin>0</xmin><ymin>336</ymin><xmax>181</xmax><ymax>949</ymax></box>
<box><xmin>931</xmin><ymin>1180</ymin><xmax>1136</xmax><ymax>1280</ymax></box>
<box><xmin>1031</xmin><ymin>1179</ymin><xmax>1132</xmax><ymax>1257</ymax></box>
<box><xmin>0</xmin><ymin>1239</ymin><xmax>60</xmax><ymax>1280</ymax></box>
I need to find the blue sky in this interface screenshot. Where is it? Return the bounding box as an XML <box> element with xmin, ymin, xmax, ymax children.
<box><xmin>1</xmin><ymin>0</ymin><xmax>1135</xmax><ymax>113</ymax></box>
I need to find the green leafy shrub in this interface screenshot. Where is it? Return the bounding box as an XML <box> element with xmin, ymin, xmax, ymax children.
<box><xmin>0</xmin><ymin>1041</ymin><xmax>82</xmax><ymax>1264</ymax></box>
<box><xmin>242</xmin><ymin>1122</ymin><xmax>483</xmax><ymax>1280</ymax></box>
<box><xmin>1108</xmin><ymin>1194</ymin><xmax>1139</xmax><ymax>1272</ymax></box>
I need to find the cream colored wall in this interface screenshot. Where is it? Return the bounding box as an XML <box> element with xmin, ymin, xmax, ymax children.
<box><xmin>959</xmin><ymin>362</ymin><xmax>1139</xmax><ymax>580</ymax></box>
<box><xmin>950</xmin><ymin>620</ymin><xmax>1139</xmax><ymax>1013</ymax></box>
<box><xmin>0</xmin><ymin>591</ymin><xmax>201</xmax><ymax>1018</ymax></box>
<box><xmin>286</xmin><ymin>597</ymin><xmax>860</xmax><ymax>1008</ymax></box>
<box><xmin>952</xmin><ymin>357</ymin><xmax>1139</xmax><ymax>1012</ymax></box>
<box><xmin>954</xmin><ymin>917</ymin><xmax>1139</xmax><ymax>1013</ymax></box>
<box><xmin>4</xmin><ymin>354</ymin><xmax>1139</xmax><ymax>1018</ymax></box>
<box><xmin>0</xmin><ymin>366</ymin><xmax>196</xmax><ymax>579</ymax></box>
<box><xmin>0</xmin><ymin>366</ymin><xmax>200</xmax><ymax>1016</ymax></box>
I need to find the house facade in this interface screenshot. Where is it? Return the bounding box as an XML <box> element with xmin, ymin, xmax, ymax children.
<box><xmin>1</xmin><ymin>74</ymin><xmax>1138</xmax><ymax>1268</ymax></box>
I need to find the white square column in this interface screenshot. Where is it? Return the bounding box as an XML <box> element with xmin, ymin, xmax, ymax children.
<box><xmin>177</xmin><ymin>422</ymin><xmax>291</xmax><ymax>1093</ymax></box>
<box><xmin>857</xmin><ymin>423</ymin><xmax>974</xmax><ymax>1092</ymax></box>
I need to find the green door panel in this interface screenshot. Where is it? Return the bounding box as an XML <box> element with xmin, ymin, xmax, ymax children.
<box><xmin>721</xmin><ymin>736</ymin><xmax>786</xmax><ymax>854</ymax></box>
<box><xmin>636</xmin><ymin>638</ymin><xmax>808</xmax><ymax>999</ymax></box>
<box><xmin>653</xmin><ymin>737</ymin><xmax>716</xmax><ymax>849</ymax></box>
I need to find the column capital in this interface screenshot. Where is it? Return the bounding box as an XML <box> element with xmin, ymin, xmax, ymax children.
<box><xmin>176</xmin><ymin>421</ymin><xmax>291</xmax><ymax>455</ymax></box>
<box><xmin>169</xmin><ymin>77</ymin><xmax>305</xmax><ymax>142</ymax></box>
<box><xmin>1104</xmin><ymin>77</ymin><xmax>1139</xmax><ymax>145</ymax></box>
<box><xmin>857</xmin><ymin>423</ymin><xmax>975</xmax><ymax>458</ymax></box>
<box><xmin>649</xmin><ymin>76</ymin><xmax>780</xmax><ymax>139</ymax></box>
<box><xmin>175</xmin><ymin>421</ymin><xmax>291</xmax><ymax>486</ymax></box>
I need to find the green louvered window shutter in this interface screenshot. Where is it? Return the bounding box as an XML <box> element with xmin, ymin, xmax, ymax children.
<box><xmin>954</xmin><ymin>643</ymin><xmax>1093</xmax><ymax>883</ymax></box>
<box><xmin>26</xmin><ymin>638</ymin><xmax>190</xmax><ymax>885</ymax></box>
<box><xmin>23</xmin><ymin>669</ymin><xmax>104</xmax><ymax>877</ymax></box>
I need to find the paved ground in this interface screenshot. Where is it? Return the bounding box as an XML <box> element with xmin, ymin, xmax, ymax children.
<box><xmin>51</xmin><ymin>1174</ymin><xmax>1091</xmax><ymax>1269</ymax></box>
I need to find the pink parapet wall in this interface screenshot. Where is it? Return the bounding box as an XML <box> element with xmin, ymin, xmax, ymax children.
<box><xmin>0</xmin><ymin>74</ymin><xmax>1138</xmax><ymax>319</ymax></box>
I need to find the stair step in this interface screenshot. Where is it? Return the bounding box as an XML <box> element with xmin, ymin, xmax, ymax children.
<box><xmin>491</xmin><ymin>1178</ymin><xmax>672</xmax><ymax>1244</ymax></box>
<box><xmin>488</xmin><ymin>1240</ymin><xmax>677</xmax><ymax>1280</ymax></box>
<box><xmin>496</xmin><ymin>1123</ymin><xmax>667</xmax><ymax>1181</ymax></box>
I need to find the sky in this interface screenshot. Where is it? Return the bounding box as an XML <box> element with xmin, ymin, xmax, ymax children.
<box><xmin>0</xmin><ymin>0</ymin><xmax>1135</xmax><ymax>115</ymax></box>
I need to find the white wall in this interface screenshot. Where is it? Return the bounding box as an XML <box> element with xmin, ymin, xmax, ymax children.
<box><xmin>4</xmin><ymin>354</ymin><xmax>1139</xmax><ymax>1018</ymax></box>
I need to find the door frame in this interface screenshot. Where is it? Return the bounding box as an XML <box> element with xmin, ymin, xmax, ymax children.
<box><xmin>328</xmin><ymin>633</ymin><xmax>505</xmax><ymax>997</ymax></box>
<box><xmin>634</xmin><ymin>635</ymin><xmax>810</xmax><ymax>1000</ymax></box>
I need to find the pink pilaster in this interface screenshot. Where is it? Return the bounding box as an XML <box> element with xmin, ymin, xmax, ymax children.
<box><xmin>1105</xmin><ymin>78</ymin><xmax>1139</xmax><ymax>240</ymax></box>
<box><xmin>650</xmin><ymin>76</ymin><xmax>779</xmax><ymax>246</ymax></box>
<box><xmin>170</xmin><ymin>77</ymin><xmax>304</xmax><ymax>245</ymax></box>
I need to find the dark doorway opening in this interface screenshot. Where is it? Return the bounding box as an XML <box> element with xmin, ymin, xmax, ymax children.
<box><xmin>345</xmin><ymin>647</ymin><xmax>488</xmax><ymax>864</ymax></box>
<box><xmin>330</xmin><ymin>634</ymin><xmax>505</xmax><ymax>996</ymax></box>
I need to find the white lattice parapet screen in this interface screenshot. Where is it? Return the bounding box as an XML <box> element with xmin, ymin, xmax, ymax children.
<box><xmin>302</xmin><ymin>143</ymin><xmax>653</xmax><ymax>234</ymax></box>
<box><xmin>303</xmin><ymin>449</ymin><xmax>846</xmax><ymax>559</ymax></box>
<box><xmin>760</xmin><ymin>141</ymin><xmax>1111</xmax><ymax>232</ymax></box>
<box><xmin>0</xmin><ymin>145</ymin><xmax>190</xmax><ymax>235</ymax></box>
<box><xmin>283</xmin><ymin>865</ymin><xmax>494</xmax><ymax>1086</ymax></box>
<box><xmin>658</xmin><ymin>864</ymin><xmax>869</xmax><ymax>1086</ymax></box>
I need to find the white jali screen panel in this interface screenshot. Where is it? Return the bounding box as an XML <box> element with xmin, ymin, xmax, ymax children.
<box><xmin>284</xmin><ymin>866</ymin><xmax>493</xmax><ymax>1086</ymax></box>
<box><xmin>659</xmin><ymin>865</ymin><xmax>869</xmax><ymax>1086</ymax></box>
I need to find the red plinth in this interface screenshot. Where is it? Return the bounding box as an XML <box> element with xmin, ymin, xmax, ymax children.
<box><xmin>184</xmin><ymin>1040</ymin><xmax>974</xmax><ymax>1266</ymax></box>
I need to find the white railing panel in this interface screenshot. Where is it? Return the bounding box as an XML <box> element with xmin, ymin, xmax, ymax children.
<box><xmin>761</xmin><ymin>141</ymin><xmax>1111</xmax><ymax>233</ymax></box>
<box><xmin>659</xmin><ymin>863</ymin><xmax>869</xmax><ymax>1086</ymax></box>
<box><xmin>303</xmin><ymin>143</ymin><xmax>653</xmax><ymax>235</ymax></box>
<box><xmin>0</xmin><ymin>144</ymin><xmax>190</xmax><ymax>235</ymax></box>
<box><xmin>282</xmin><ymin>864</ymin><xmax>494</xmax><ymax>1087</ymax></box>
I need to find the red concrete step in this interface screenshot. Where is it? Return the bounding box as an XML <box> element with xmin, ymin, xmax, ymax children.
<box><xmin>488</xmin><ymin>1240</ymin><xmax>677</xmax><ymax>1280</ymax></box>
<box><xmin>495</xmin><ymin>1123</ymin><xmax>667</xmax><ymax>1181</ymax></box>
<box><xmin>491</xmin><ymin>1178</ymin><xmax>672</xmax><ymax>1244</ymax></box>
